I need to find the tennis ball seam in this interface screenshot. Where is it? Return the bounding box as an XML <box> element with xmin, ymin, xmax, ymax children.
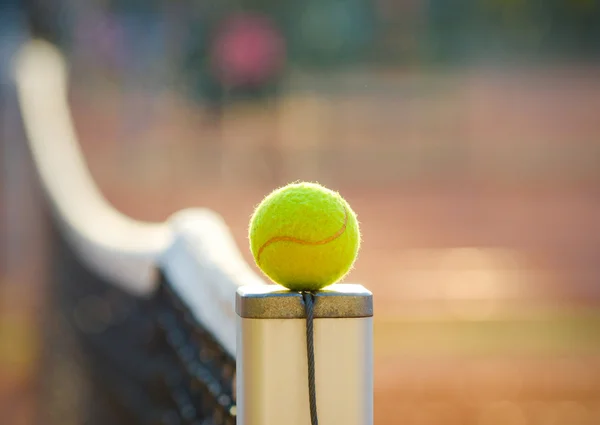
<box><xmin>255</xmin><ymin>205</ymin><xmax>349</xmax><ymax>265</ymax></box>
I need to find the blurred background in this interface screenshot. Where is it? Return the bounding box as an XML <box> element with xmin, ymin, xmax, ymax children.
<box><xmin>2</xmin><ymin>0</ymin><xmax>600</xmax><ymax>424</ymax></box>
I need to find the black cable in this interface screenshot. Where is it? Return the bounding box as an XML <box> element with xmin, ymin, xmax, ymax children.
<box><xmin>302</xmin><ymin>292</ymin><xmax>319</xmax><ymax>425</ymax></box>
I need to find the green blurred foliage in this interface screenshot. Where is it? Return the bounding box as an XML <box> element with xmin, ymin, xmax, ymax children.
<box><xmin>425</xmin><ymin>0</ymin><xmax>600</xmax><ymax>64</ymax></box>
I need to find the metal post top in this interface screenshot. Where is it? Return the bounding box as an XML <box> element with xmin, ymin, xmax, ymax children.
<box><xmin>236</xmin><ymin>283</ymin><xmax>373</xmax><ymax>319</ymax></box>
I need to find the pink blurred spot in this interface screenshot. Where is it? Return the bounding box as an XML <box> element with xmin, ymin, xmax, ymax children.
<box><xmin>211</xmin><ymin>13</ymin><xmax>286</xmax><ymax>87</ymax></box>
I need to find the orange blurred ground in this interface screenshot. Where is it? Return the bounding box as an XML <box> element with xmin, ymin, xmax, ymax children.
<box><xmin>2</xmin><ymin>67</ymin><xmax>600</xmax><ymax>424</ymax></box>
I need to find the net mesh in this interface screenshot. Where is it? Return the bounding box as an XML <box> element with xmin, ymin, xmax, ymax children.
<box><xmin>39</xmin><ymin>225</ymin><xmax>236</xmax><ymax>425</ymax></box>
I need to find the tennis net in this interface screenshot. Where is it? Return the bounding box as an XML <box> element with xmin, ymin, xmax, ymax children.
<box><xmin>15</xmin><ymin>39</ymin><xmax>373</xmax><ymax>425</ymax></box>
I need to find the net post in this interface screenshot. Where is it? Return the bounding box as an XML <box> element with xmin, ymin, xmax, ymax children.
<box><xmin>235</xmin><ymin>283</ymin><xmax>373</xmax><ymax>425</ymax></box>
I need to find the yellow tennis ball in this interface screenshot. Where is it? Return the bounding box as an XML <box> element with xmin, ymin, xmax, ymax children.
<box><xmin>249</xmin><ymin>182</ymin><xmax>360</xmax><ymax>291</ymax></box>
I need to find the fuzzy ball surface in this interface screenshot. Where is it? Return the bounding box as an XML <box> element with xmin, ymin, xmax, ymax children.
<box><xmin>249</xmin><ymin>182</ymin><xmax>360</xmax><ymax>291</ymax></box>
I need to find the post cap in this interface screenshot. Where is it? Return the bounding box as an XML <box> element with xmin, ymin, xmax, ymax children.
<box><xmin>236</xmin><ymin>283</ymin><xmax>373</xmax><ymax>319</ymax></box>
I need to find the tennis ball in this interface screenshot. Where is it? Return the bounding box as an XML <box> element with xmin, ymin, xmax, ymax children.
<box><xmin>249</xmin><ymin>182</ymin><xmax>360</xmax><ymax>291</ymax></box>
